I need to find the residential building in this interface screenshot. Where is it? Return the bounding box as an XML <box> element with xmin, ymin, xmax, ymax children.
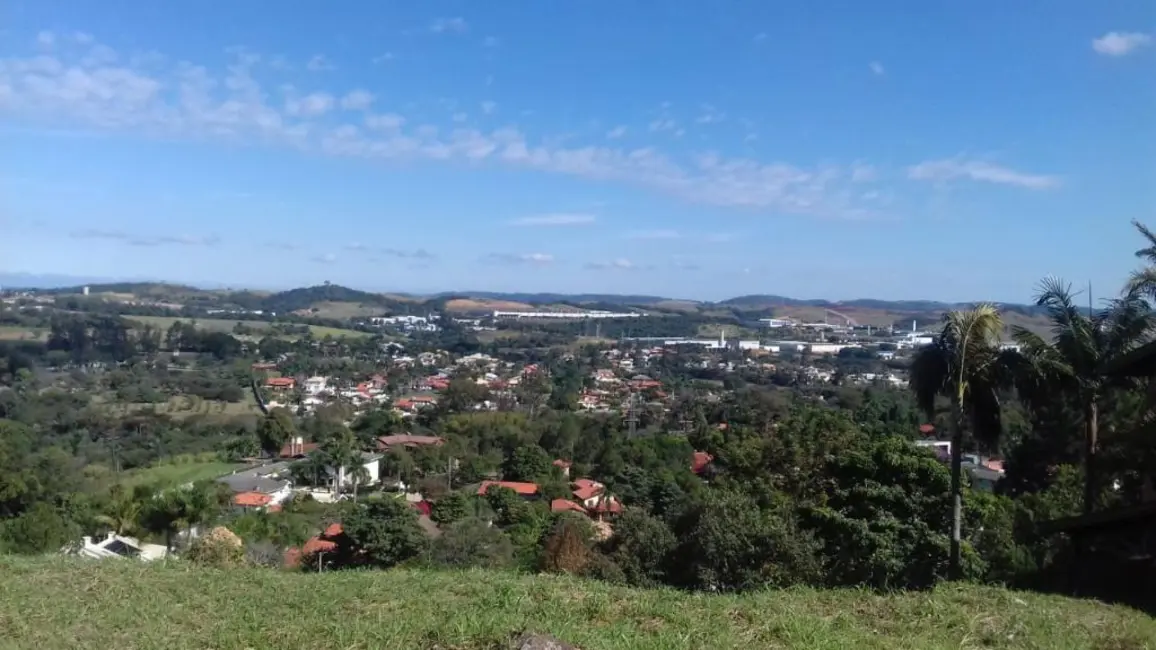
<box><xmin>69</xmin><ymin>532</ymin><xmax>168</xmax><ymax>562</ymax></box>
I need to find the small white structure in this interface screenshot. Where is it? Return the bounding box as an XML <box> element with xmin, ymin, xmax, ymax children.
<box><xmin>303</xmin><ymin>376</ymin><xmax>328</xmax><ymax>395</ymax></box>
<box><xmin>71</xmin><ymin>532</ymin><xmax>168</xmax><ymax>562</ymax></box>
<box><xmin>331</xmin><ymin>453</ymin><xmax>382</xmax><ymax>489</ymax></box>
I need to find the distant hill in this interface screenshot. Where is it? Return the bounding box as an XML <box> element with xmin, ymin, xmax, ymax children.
<box><xmin>3</xmin><ymin>277</ymin><xmax>1063</xmax><ymax>319</ymax></box>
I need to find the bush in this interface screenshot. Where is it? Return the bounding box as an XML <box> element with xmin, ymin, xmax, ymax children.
<box><xmin>185</xmin><ymin>526</ymin><xmax>244</xmax><ymax>568</ymax></box>
<box><xmin>599</xmin><ymin>510</ymin><xmax>676</xmax><ymax>588</ymax></box>
<box><xmin>429</xmin><ymin>518</ymin><xmax>515</xmax><ymax>569</ymax></box>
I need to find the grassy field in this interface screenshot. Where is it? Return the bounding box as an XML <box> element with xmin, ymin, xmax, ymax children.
<box><xmin>0</xmin><ymin>325</ymin><xmax>46</xmax><ymax>341</ymax></box>
<box><xmin>99</xmin><ymin>395</ymin><xmax>262</xmax><ymax>420</ymax></box>
<box><xmin>123</xmin><ymin>315</ymin><xmax>369</xmax><ymax>339</ymax></box>
<box><xmin>119</xmin><ymin>459</ymin><xmax>242</xmax><ymax>489</ymax></box>
<box><xmin>0</xmin><ymin>560</ymin><xmax>1152</xmax><ymax>650</ymax></box>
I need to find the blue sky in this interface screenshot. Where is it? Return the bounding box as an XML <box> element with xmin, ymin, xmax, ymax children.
<box><xmin>1</xmin><ymin>1</ymin><xmax>1153</xmax><ymax>302</ymax></box>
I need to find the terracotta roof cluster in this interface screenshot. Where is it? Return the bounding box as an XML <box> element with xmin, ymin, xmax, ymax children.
<box><xmin>551</xmin><ymin>499</ymin><xmax>587</xmax><ymax>514</ymax></box>
<box><xmin>571</xmin><ymin>478</ymin><xmax>603</xmax><ymax>502</ymax></box>
<box><xmin>285</xmin><ymin>523</ymin><xmax>345</xmax><ymax>568</ymax></box>
<box><xmin>266</xmin><ymin>377</ymin><xmax>296</xmax><ymax>388</ymax></box>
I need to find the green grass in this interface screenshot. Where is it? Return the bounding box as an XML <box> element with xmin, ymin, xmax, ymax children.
<box><xmin>123</xmin><ymin>315</ymin><xmax>370</xmax><ymax>339</ymax></box>
<box><xmin>0</xmin><ymin>559</ymin><xmax>1152</xmax><ymax>650</ymax></box>
<box><xmin>0</xmin><ymin>325</ymin><xmax>46</xmax><ymax>341</ymax></box>
<box><xmin>119</xmin><ymin>460</ymin><xmax>242</xmax><ymax>489</ymax></box>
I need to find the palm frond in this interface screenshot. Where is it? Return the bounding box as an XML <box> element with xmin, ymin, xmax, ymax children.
<box><xmin>908</xmin><ymin>342</ymin><xmax>949</xmax><ymax>418</ymax></box>
<box><xmin>1132</xmin><ymin>220</ymin><xmax>1156</xmax><ymax>262</ymax></box>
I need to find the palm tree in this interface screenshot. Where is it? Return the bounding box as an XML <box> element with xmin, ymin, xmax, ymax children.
<box><xmin>1126</xmin><ymin>220</ymin><xmax>1156</xmax><ymax>299</ymax></box>
<box><xmin>95</xmin><ymin>484</ymin><xmax>143</xmax><ymax>536</ymax></box>
<box><xmin>909</xmin><ymin>304</ymin><xmax>1010</xmax><ymax>579</ymax></box>
<box><xmin>1009</xmin><ymin>277</ymin><xmax>1152</xmax><ymax>514</ymax></box>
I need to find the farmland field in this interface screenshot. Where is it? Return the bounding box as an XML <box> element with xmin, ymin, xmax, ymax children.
<box><xmin>122</xmin><ymin>315</ymin><xmax>369</xmax><ymax>339</ymax></box>
<box><xmin>120</xmin><ymin>458</ymin><xmax>244</xmax><ymax>489</ymax></box>
<box><xmin>0</xmin><ymin>325</ymin><xmax>46</xmax><ymax>341</ymax></box>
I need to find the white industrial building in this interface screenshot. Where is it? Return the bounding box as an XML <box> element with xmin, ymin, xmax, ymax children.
<box><xmin>491</xmin><ymin>310</ymin><xmax>641</xmax><ymax>319</ymax></box>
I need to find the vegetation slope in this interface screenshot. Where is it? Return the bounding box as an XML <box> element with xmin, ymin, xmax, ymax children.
<box><xmin>1</xmin><ymin>558</ymin><xmax>1153</xmax><ymax>650</ymax></box>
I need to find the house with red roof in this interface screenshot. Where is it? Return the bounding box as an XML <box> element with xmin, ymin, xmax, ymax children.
<box><xmin>279</xmin><ymin>436</ymin><xmax>319</xmax><ymax>459</ymax></box>
<box><xmin>551</xmin><ymin>498</ymin><xmax>587</xmax><ymax>515</ymax></box>
<box><xmin>552</xmin><ymin>459</ymin><xmax>572</xmax><ymax>478</ymax></box>
<box><xmin>691</xmin><ymin>451</ymin><xmax>714</xmax><ymax>475</ymax></box>
<box><xmin>477</xmin><ymin>480</ymin><xmax>539</xmax><ymax>498</ymax></box>
<box><xmin>376</xmin><ymin>434</ymin><xmax>445</xmax><ymax>452</ymax></box>
<box><xmin>284</xmin><ymin>523</ymin><xmax>345</xmax><ymax>568</ymax></box>
<box><xmin>265</xmin><ymin>376</ymin><xmax>296</xmax><ymax>390</ymax></box>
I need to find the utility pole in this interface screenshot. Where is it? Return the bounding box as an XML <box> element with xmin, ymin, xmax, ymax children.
<box><xmin>625</xmin><ymin>391</ymin><xmax>639</xmax><ymax>438</ymax></box>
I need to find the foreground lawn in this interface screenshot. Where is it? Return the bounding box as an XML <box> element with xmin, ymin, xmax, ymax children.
<box><xmin>0</xmin><ymin>559</ymin><xmax>1152</xmax><ymax>650</ymax></box>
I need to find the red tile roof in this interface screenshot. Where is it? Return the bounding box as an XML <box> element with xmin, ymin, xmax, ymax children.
<box><xmin>919</xmin><ymin>424</ymin><xmax>936</xmax><ymax>435</ymax></box>
<box><xmin>691</xmin><ymin>451</ymin><xmax>713</xmax><ymax>475</ymax></box>
<box><xmin>233</xmin><ymin>492</ymin><xmax>274</xmax><ymax>507</ymax></box>
<box><xmin>551</xmin><ymin>499</ymin><xmax>587</xmax><ymax>514</ymax></box>
<box><xmin>322</xmin><ymin>523</ymin><xmax>343</xmax><ymax>537</ymax></box>
<box><xmin>572</xmin><ymin>478</ymin><xmax>604</xmax><ymax>501</ymax></box>
<box><xmin>478</xmin><ymin>480</ymin><xmax>539</xmax><ymax>496</ymax></box>
<box><xmin>588</xmin><ymin>497</ymin><xmax>623</xmax><ymax>514</ymax></box>
<box><xmin>552</xmin><ymin>459</ymin><xmax>572</xmax><ymax>469</ymax></box>
<box><xmin>279</xmin><ymin>441</ymin><xmax>319</xmax><ymax>458</ymax></box>
<box><xmin>266</xmin><ymin>377</ymin><xmax>296</xmax><ymax>388</ymax></box>
<box><xmin>302</xmin><ymin>536</ymin><xmax>337</xmax><ymax>555</ymax></box>
<box><xmin>376</xmin><ymin>434</ymin><xmax>445</xmax><ymax>450</ymax></box>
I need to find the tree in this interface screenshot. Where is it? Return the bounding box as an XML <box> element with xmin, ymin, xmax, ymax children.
<box><xmin>95</xmin><ymin>484</ymin><xmax>144</xmax><ymax>536</ymax></box>
<box><xmin>1010</xmin><ymin>278</ymin><xmax>1151</xmax><ymax>514</ymax></box>
<box><xmin>429</xmin><ymin>517</ymin><xmax>515</xmax><ymax>568</ymax></box>
<box><xmin>502</xmin><ymin>444</ymin><xmax>551</xmax><ymax>482</ymax></box>
<box><xmin>599</xmin><ymin>510</ymin><xmax>676</xmax><ymax>587</ymax></box>
<box><xmin>909</xmin><ymin>304</ymin><xmax>1010</xmax><ymax>579</ymax></box>
<box><xmin>430</xmin><ymin>492</ymin><xmax>468</xmax><ymax>525</ymax></box>
<box><xmin>337</xmin><ymin>497</ymin><xmax>429</xmax><ymax>568</ymax></box>
<box><xmin>256</xmin><ymin>408</ymin><xmax>295</xmax><ymax>458</ymax></box>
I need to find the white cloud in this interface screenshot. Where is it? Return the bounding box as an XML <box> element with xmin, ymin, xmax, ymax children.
<box><xmin>907</xmin><ymin>158</ymin><xmax>1059</xmax><ymax>190</ymax></box>
<box><xmin>586</xmin><ymin>258</ymin><xmax>640</xmax><ymax>271</ymax></box>
<box><xmin>431</xmin><ymin>17</ymin><xmax>469</xmax><ymax>34</ymax></box>
<box><xmin>754</xmin><ymin>33</ymin><xmax>767</xmax><ymax>43</ymax></box>
<box><xmin>0</xmin><ymin>33</ymin><xmax>891</xmax><ymax>218</ymax></box>
<box><xmin>340</xmin><ymin>89</ymin><xmax>374</xmax><ymax>111</ymax></box>
<box><xmin>372</xmin><ymin>53</ymin><xmax>394</xmax><ymax>65</ymax></box>
<box><xmin>695</xmin><ymin>105</ymin><xmax>724</xmax><ymax>125</ymax></box>
<box><xmin>869</xmin><ymin>61</ymin><xmax>885</xmax><ymax>76</ymax></box>
<box><xmin>451</xmin><ymin>111</ymin><xmax>468</xmax><ymax>123</ymax></box>
<box><xmin>649</xmin><ymin>118</ymin><xmax>678</xmax><ymax>133</ymax></box>
<box><xmin>1092</xmin><ymin>31</ymin><xmax>1152</xmax><ymax>56</ymax></box>
<box><xmin>606</xmin><ymin>125</ymin><xmax>627</xmax><ymax>139</ymax></box>
<box><xmin>37</xmin><ymin>31</ymin><xmax>55</xmax><ymax>47</ymax></box>
<box><xmin>481</xmin><ymin>100</ymin><xmax>497</xmax><ymax>115</ymax></box>
<box><xmin>311</xmin><ymin>253</ymin><xmax>337</xmax><ymax>264</ymax></box>
<box><xmin>365</xmin><ymin>113</ymin><xmax>406</xmax><ymax>130</ymax></box>
<box><xmin>626</xmin><ymin>229</ymin><xmax>680</xmax><ymax>240</ymax></box>
<box><xmin>71</xmin><ymin>229</ymin><xmax>221</xmax><ymax>246</ymax></box>
<box><xmin>508</xmin><ymin>213</ymin><xmax>597</xmax><ymax>227</ymax></box>
<box><xmin>486</xmin><ymin>252</ymin><xmax>554</xmax><ymax>265</ymax></box>
<box><xmin>483</xmin><ymin>36</ymin><xmax>500</xmax><ymax>47</ymax></box>
<box><xmin>851</xmin><ymin>163</ymin><xmax>877</xmax><ymax>182</ymax></box>
<box><xmin>285</xmin><ymin>92</ymin><xmax>335</xmax><ymax>117</ymax></box>
<box><xmin>306</xmin><ymin>55</ymin><xmax>335</xmax><ymax>71</ymax></box>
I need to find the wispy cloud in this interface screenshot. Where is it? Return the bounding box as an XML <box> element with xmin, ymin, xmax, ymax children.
<box><xmin>265</xmin><ymin>241</ymin><xmax>299</xmax><ymax>251</ymax></box>
<box><xmin>431</xmin><ymin>17</ymin><xmax>469</xmax><ymax>34</ymax></box>
<box><xmin>0</xmin><ymin>34</ymin><xmax>891</xmax><ymax>219</ymax></box>
<box><xmin>306</xmin><ymin>54</ymin><xmax>336</xmax><ymax>71</ymax></box>
<box><xmin>695</xmin><ymin>105</ymin><xmax>725</xmax><ymax>125</ymax></box>
<box><xmin>625</xmin><ymin>229</ymin><xmax>680</xmax><ymax>240</ymax></box>
<box><xmin>311</xmin><ymin>253</ymin><xmax>337</xmax><ymax>264</ymax></box>
<box><xmin>1092</xmin><ymin>31</ymin><xmax>1152</xmax><ymax>56</ymax></box>
<box><xmin>340</xmin><ymin>90</ymin><xmax>374</xmax><ymax>111</ymax></box>
<box><xmin>483</xmin><ymin>252</ymin><xmax>555</xmax><ymax>266</ymax></box>
<box><xmin>285</xmin><ymin>92</ymin><xmax>335</xmax><ymax>117</ymax></box>
<box><xmin>585</xmin><ymin>258</ymin><xmax>647</xmax><ymax>271</ymax></box>
<box><xmin>372</xmin><ymin>52</ymin><xmax>394</xmax><ymax>65</ymax></box>
<box><xmin>480</xmin><ymin>100</ymin><xmax>498</xmax><ymax>115</ymax></box>
<box><xmin>346</xmin><ymin>243</ymin><xmax>435</xmax><ymax>259</ymax></box>
<box><xmin>71</xmin><ymin>229</ymin><xmax>221</xmax><ymax>246</ymax></box>
<box><xmin>606</xmin><ymin>125</ymin><xmax>627</xmax><ymax>139</ymax></box>
<box><xmin>869</xmin><ymin>61</ymin><xmax>885</xmax><ymax>76</ymax></box>
<box><xmin>508</xmin><ymin>213</ymin><xmax>597</xmax><ymax>227</ymax></box>
<box><xmin>907</xmin><ymin>158</ymin><xmax>1059</xmax><ymax>190</ymax></box>
<box><xmin>36</xmin><ymin>31</ymin><xmax>55</xmax><ymax>47</ymax></box>
<box><xmin>483</xmin><ymin>36</ymin><xmax>500</xmax><ymax>48</ymax></box>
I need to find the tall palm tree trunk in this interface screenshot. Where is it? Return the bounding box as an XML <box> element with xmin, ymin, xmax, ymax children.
<box><xmin>1084</xmin><ymin>400</ymin><xmax>1099</xmax><ymax>515</ymax></box>
<box><xmin>949</xmin><ymin>401</ymin><xmax>964</xmax><ymax>579</ymax></box>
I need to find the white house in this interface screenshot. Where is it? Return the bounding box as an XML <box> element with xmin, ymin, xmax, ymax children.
<box><xmin>70</xmin><ymin>532</ymin><xmax>168</xmax><ymax>562</ymax></box>
<box><xmin>303</xmin><ymin>376</ymin><xmax>329</xmax><ymax>395</ymax></box>
<box><xmin>330</xmin><ymin>452</ymin><xmax>382</xmax><ymax>489</ymax></box>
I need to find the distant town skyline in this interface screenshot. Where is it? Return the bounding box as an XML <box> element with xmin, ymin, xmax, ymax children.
<box><xmin>2</xmin><ymin>1</ymin><xmax>1152</xmax><ymax>303</ymax></box>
